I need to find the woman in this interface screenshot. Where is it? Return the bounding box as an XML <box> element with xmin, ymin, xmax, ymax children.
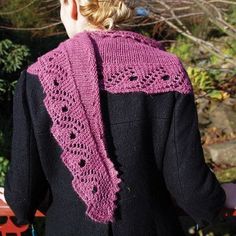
<box><xmin>3</xmin><ymin>0</ymin><xmax>228</xmax><ymax>235</ymax></box>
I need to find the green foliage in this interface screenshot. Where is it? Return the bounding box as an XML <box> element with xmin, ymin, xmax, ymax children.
<box><xmin>169</xmin><ymin>36</ymin><xmax>195</xmax><ymax>62</ymax></box>
<box><xmin>210</xmin><ymin>54</ymin><xmax>221</xmax><ymax>65</ymax></box>
<box><xmin>223</xmin><ymin>39</ymin><xmax>236</xmax><ymax>57</ymax></box>
<box><xmin>0</xmin><ymin>39</ymin><xmax>30</xmax><ymax>101</ymax></box>
<box><xmin>215</xmin><ymin>167</ymin><xmax>236</xmax><ymax>183</ymax></box>
<box><xmin>0</xmin><ymin>39</ymin><xmax>30</xmax><ymax>73</ymax></box>
<box><xmin>210</xmin><ymin>37</ymin><xmax>236</xmax><ymax>66</ymax></box>
<box><xmin>0</xmin><ymin>156</ymin><xmax>9</xmax><ymax>187</ymax></box>
<box><xmin>187</xmin><ymin>66</ymin><xmax>229</xmax><ymax>100</ymax></box>
<box><xmin>225</xmin><ymin>5</ymin><xmax>236</xmax><ymax>26</ymax></box>
<box><xmin>187</xmin><ymin>67</ymin><xmax>214</xmax><ymax>90</ymax></box>
<box><xmin>168</xmin><ymin>33</ymin><xmax>235</xmax><ymax>100</ymax></box>
<box><xmin>0</xmin><ymin>79</ymin><xmax>17</xmax><ymax>101</ymax></box>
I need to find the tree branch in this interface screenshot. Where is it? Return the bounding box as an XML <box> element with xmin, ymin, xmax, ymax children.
<box><xmin>0</xmin><ymin>0</ymin><xmax>37</xmax><ymax>15</ymax></box>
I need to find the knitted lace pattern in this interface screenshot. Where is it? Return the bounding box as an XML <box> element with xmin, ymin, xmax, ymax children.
<box><xmin>27</xmin><ymin>29</ymin><xmax>193</xmax><ymax>224</ymax></box>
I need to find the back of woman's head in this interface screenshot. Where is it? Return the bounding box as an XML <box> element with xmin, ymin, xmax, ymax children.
<box><xmin>78</xmin><ymin>0</ymin><xmax>134</xmax><ymax>30</ymax></box>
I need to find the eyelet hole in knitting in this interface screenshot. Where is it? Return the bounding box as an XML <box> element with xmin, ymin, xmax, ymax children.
<box><xmin>62</xmin><ymin>106</ymin><xmax>68</xmax><ymax>112</ymax></box>
<box><xmin>129</xmin><ymin>76</ymin><xmax>138</xmax><ymax>81</ymax></box>
<box><xmin>92</xmin><ymin>185</ymin><xmax>98</xmax><ymax>194</ymax></box>
<box><xmin>70</xmin><ymin>132</ymin><xmax>76</xmax><ymax>139</ymax></box>
<box><xmin>79</xmin><ymin>159</ymin><xmax>86</xmax><ymax>167</ymax></box>
<box><xmin>161</xmin><ymin>74</ymin><xmax>170</xmax><ymax>81</ymax></box>
<box><xmin>53</xmin><ymin>79</ymin><xmax>59</xmax><ymax>86</ymax></box>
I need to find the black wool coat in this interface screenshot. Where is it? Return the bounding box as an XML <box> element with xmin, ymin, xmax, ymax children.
<box><xmin>4</xmin><ymin>69</ymin><xmax>226</xmax><ymax>236</ymax></box>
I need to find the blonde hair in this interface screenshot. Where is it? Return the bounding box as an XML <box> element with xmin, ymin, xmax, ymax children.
<box><xmin>78</xmin><ymin>0</ymin><xmax>134</xmax><ymax>30</ymax></box>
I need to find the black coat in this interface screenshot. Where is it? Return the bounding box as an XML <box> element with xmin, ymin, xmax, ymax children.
<box><xmin>4</xmin><ymin>69</ymin><xmax>226</xmax><ymax>236</ymax></box>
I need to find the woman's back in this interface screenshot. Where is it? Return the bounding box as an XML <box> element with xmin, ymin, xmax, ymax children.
<box><xmin>5</xmin><ymin>31</ymin><xmax>225</xmax><ymax>236</ymax></box>
<box><xmin>3</xmin><ymin>29</ymin><xmax>226</xmax><ymax>236</ymax></box>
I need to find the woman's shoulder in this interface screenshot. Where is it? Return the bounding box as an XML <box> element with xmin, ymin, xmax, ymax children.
<box><xmin>13</xmin><ymin>40</ymin><xmax>68</xmax><ymax>105</ymax></box>
<box><xmin>23</xmin><ymin>34</ymin><xmax>194</xmax><ymax>97</ymax></box>
<box><xmin>26</xmin><ymin>40</ymin><xmax>68</xmax><ymax>76</ymax></box>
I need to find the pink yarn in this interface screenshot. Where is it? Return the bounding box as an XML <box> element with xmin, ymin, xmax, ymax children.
<box><xmin>26</xmin><ymin>29</ymin><xmax>193</xmax><ymax>224</ymax></box>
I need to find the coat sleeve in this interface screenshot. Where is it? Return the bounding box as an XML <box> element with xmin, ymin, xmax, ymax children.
<box><xmin>4</xmin><ymin>70</ymin><xmax>49</xmax><ymax>225</ymax></box>
<box><xmin>162</xmin><ymin>90</ymin><xmax>226</xmax><ymax>228</ymax></box>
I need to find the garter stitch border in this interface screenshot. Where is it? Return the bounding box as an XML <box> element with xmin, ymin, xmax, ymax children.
<box><xmin>26</xmin><ymin>29</ymin><xmax>193</xmax><ymax>224</ymax></box>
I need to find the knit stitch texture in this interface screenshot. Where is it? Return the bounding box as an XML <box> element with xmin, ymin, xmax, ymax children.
<box><xmin>26</xmin><ymin>29</ymin><xmax>193</xmax><ymax>224</ymax></box>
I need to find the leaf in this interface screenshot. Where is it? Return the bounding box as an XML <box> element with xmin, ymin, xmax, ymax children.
<box><xmin>208</xmin><ymin>90</ymin><xmax>224</xmax><ymax>100</ymax></box>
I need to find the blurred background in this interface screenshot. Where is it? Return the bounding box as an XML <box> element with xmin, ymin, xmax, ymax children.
<box><xmin>0</xmin><ymin>0</ymin><xmax>236</xmax><ymax>235</ymax></box>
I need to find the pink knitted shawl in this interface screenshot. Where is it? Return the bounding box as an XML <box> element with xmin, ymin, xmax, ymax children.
<box><xmin>26</xmin><ymin>29</ymin><xmax>193</xmax><ymax>224</ymax></box>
